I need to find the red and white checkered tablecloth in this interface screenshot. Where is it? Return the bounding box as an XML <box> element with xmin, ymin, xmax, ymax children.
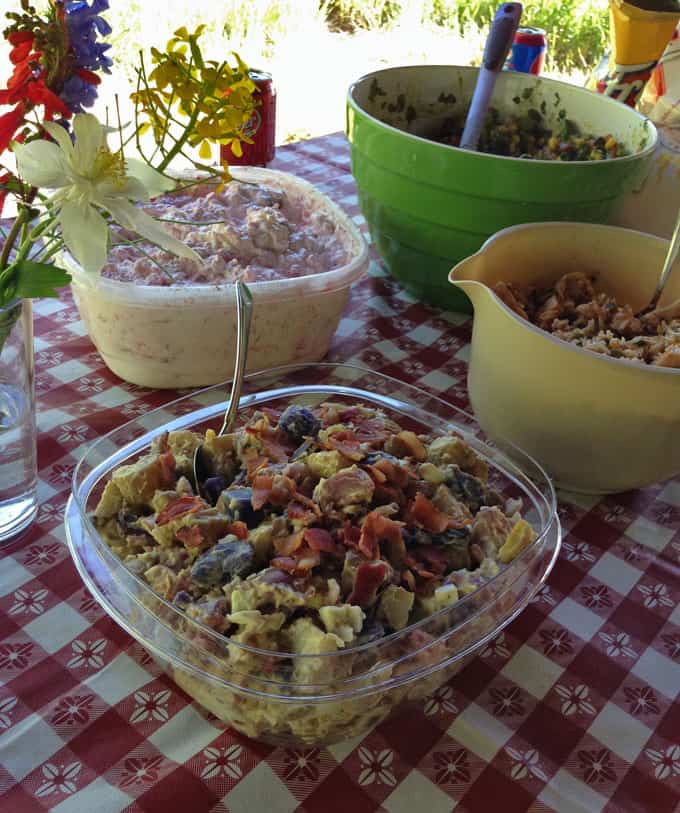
<box><xmin>0</xmin><ymin>133</ymin><xmax>679</xmax><ymax>813</ymax></box>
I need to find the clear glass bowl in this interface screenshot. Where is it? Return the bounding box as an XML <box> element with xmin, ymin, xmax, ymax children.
<box><xmin>66</xmin><ymin>363</ymin><xmax>561</xmax><ymax>746</ymax></box>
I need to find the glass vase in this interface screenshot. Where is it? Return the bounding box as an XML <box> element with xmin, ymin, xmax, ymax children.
<box><xmin>0</xmin><ymin>298</ymin><xmax>37</xmax><ymax>544</ymax></box>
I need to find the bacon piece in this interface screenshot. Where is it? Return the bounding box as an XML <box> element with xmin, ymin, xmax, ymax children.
<box><xmin>175</xmin><ymin>525</ymin><xmax>204</xmax><ymax>548</ymax></box>
<box><xmin>374</xmin><ymin>483</ymin><xmax>406</xmax><ymax>507</ymax></box>
<box><xmin>290</xmin><ymin>489</ymin><xmax>321</xmax><ymax>516</ymax></box>
<box><xmin>271</xmin><ymin>547</ymin><xmax>321</xmax><ymax>575</ymax></box>
<box><xmin>304</xmin><ymin>527</ymin><xmax>340</xmax><ymax>555</ymax></box>
<box><xmin>274</xmin><ymin>531</ymin><xmax>305</xmax><ymax>556</ymax></box>
<box><xmin>271</xmin><ymin>556</ymin><xmax>298</xmax><ymax>574</ymax></box>
<box><xmin>262</xmin><ymin>435</ymin><xmax>292</xmax><ymax>464</ymax></box>
<box><xmin>355</xmin><ymin>418</ymin><xmax>393</xmax><ymax>444</ymax></box>
<box><xmin>408</xmin><ymin>492</ymin><xmax>452</xmax><ymax>534</ymax></box>
<box><xmin>358</xmin><ymin>510</ymin><xmax>405</xmax><ymax>561</ymax></box>
<box><xmin>261</xmin><ymin>407</ymin><xmax>282</xmax><ymax>424</ymax></box>
<box><xmin>226</xmin><ymin>521</ymin><xmax>248</xmax><ymax>540</ymax></box>
<box><xmin>326</xmin><ymin>430</ymin><xmax>364</xmax><ymax>461</ymax></box>
<box><xmin>365</xmin><ymin>464</ymin><xmax>387</xmax><ymax>484</ymax></box>
<box><xmin>270</xmin><ymin>475</ymin><xmax>297</xmax><ymax>506</ymax></box>
<box><xmin>341</xmin><ymin>522</ymin><xmax>361</xmax><ymax>549</ymax></box>
<box><xmin>373</xmin><ymin>457</ymin><xmax>411</xmax><ymax>488</ymax></box>
<box><xmin>250</xmin><ymin>474</ymin><xmax>298</xmax><ymax>510</ymax></box>
<box><xmin>251</xmin><ymin>474</ymin><xmax>274</xmax><ymax>510</ymax></box>
<box><xmin>338</xmin><ymin>406</ymin><xmax>362</xmax><ymax>423</ymax></box>
<box><xmin>287</xmin><ymin>500</ymin><xmax>317</xmax><ymax>524</ymax></box>
<box><xmin>417</xmin><ymin>545</ymin><xmax>448</xmax><ymax>575</ymax></box>
<box><xmin>295</xmin><ymin>549</ymin><xmax>322</xmax><ymax>572</ymax></box>
<box><xmin>158</xmin><ymin>450</ymin><xmax>176</xmax><ymax>487</ymax></box>
<box><xmin>348</xmin><ymin>560</ymin><xmax>389</xmax><ymax>607</ymax></box>
<box><xmin>156</xmin><ymin>495</ymin><xmax>206</xmax><ymax>526</ymax></box>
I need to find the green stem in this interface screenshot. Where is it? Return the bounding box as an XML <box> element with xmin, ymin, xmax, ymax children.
<box><xmin>0</xmin><ymin>208</ymin><xmax>28</xmax><ymax>271</ymax></box>
<box><xmin>13</xmin><ymin>216</ymin><xmax>57</xmax><ymax>266</ymax></box>
<box><xmin>156</xmin><ymin>104</ymin><xmax>201</xmax><ymax>173</ymax></box>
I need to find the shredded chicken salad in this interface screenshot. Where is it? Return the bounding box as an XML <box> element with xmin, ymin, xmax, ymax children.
<box><xmin>102</xmin><ymin>179</ymin><xmax>351</xmax><ymax>286</ymax></box>
<box><xmin>494</xmin><ymin>271</ymin><xmax>680</xmax><ymax>368</ymax></box>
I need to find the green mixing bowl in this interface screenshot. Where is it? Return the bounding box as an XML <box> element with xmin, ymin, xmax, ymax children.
<box><xmin>346</xmin><ymin>65</ymin><xmax>657</xmax><ymax>311</ymax></box>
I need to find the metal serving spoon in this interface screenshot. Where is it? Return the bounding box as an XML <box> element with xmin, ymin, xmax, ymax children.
<box><xmin>192</xmin><ymin>280</ymin><xmax>253</xmax><ymax>498</ymax></box>
<box><xmin>636</xmin><ymin>208</ymin><xmax>680</xmax><ymax>317</ymax></box>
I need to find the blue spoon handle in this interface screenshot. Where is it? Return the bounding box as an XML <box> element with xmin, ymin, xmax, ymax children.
<box><xmin>460</xmin><ymin>3</ymin><xmax>523</xmax><ymax>151</ymax></box>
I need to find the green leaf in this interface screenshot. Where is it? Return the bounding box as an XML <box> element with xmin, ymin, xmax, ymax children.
<box><xmin>12</xmin><ymin>260</ymin><xmax>71</xmax><ymax>299</ymax></box>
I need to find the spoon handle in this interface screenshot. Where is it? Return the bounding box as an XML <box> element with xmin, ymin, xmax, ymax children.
<box><xmin>219</xmin><ymin>280</ymin><xmax>253</xmax><ymax>436</ymax></box>
<box><xmin>646</xmin><ymin>209</ymin><xmax>680</xmax><ymax>313</ymax></box>
<box><xmin>460</xmin><ymin>2</ymin><xmax>523</xmax><ymax>151</ymax></box>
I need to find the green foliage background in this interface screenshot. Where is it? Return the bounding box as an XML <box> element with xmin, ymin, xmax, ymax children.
<box><xmin>105</xmin><ymin>0</ymin><xmax>610</xmax><ymax>77</ymax></box>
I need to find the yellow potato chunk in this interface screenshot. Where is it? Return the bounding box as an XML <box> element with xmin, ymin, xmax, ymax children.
<box><xmin>497</xmin><ymin>519</ymin><xmax>537</xmax><ymax>564</ymax></box>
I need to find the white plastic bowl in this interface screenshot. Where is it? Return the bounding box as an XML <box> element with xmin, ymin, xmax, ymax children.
<box><xmin>66</xmin><ymin>167</ymin><xmax>369</xmax><ymax>389</ymax></box>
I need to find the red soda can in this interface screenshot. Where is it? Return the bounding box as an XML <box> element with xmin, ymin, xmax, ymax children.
<box><xmin>507</xmin><ymin>27</ymin><xmax>547</xmax><ymax>76</ymax></box>
<box><xmin>221</xmin><ymin>70</ymin><xmax>276</xmax><ymax>167</ymax></box>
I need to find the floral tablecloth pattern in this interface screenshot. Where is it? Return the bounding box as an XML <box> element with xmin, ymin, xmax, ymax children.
<box><xmin>0</xmin><ymin>133</ymin><xmax>678</xmax><ymax>813</ymax></box>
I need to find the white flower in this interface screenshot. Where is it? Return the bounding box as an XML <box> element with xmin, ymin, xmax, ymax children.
<box><xmin>0</xmin><ymin>696</ymin><xmax>18</xmax><ymax>730</ymax></box>
<box><xmin>35</xmin><ymin>762</ymin><xmax>81</xmax><ymax>797</ymax></box>
<box><xmin>637</xmin><ymin>583</ymin><xmax>674</xmax><ymax>610</ymax></box>
<box><xmin>130</xmin><ymin>690</ymin><xmax>171</xmax><ymax>724</ymax></box>
<box><xmin>201</xmin><ymin>745</ymin><xmax>242</xmax><ymax>780</ymax></box>
<box><xmin>9</xmin><ymin>588</ymin><xmax>48</xmax><ymax>616</ymax></box>
<box><xmin>599</xmin><ymin>631</ymin><xmax>637</xmax><ymax>659</ymax></box>
<box><xmin>505</xmin><ymin>747</ymin><xmax>548</xmax><ymax>782</ymax></box>
<box><xmin>67</xmin><ymin>639</ymin><xmax>106</xmax><ymax>669</ymax></box>
<box><xmin>13</xmin><ymin>113</ymin><xmax>201</xmax><ymax>272</ymax></box>
<box><xmin>554</xmin><ymin>684</ymin><xmax>597</xmax><ymax>717</ymax></box>
<box><xmin>645</xmin><ymin>745</ymin><xmax>680</xmax><ymax>781</ymax></box>
<box><xmin>357</xmin><ymin>748</ymin><xmax>396</xmax><ymax>787</ymax></box>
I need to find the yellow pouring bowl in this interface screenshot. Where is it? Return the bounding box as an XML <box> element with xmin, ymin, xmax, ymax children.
<box><xmin>450</xmin><ymin>222</ymin><xmax>680</xmax><ymax>494</ymax></box>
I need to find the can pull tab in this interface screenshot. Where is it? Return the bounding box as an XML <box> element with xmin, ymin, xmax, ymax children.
<box><xmin>483</xmin><ymin>3</ymin><xmax>524</xmax><ymax>71</ymax></box>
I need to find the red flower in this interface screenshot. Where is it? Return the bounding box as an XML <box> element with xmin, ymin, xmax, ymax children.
<box><xmin>0</xmin><ymin>172</ymin><xmax>11</xmax><ymax>216</ymax></box>
<box><xmin>432</xmin><ymin>749</ymin><xmax>470</xmax><ymax>784</ymax></box>
<box><xmin>120</xmin><ymin>756</ymin><xmax>164</xmax><ymax>787</ymax></box>
<box><xmin>489</xmin><ymin>686</ymin><xmax>525</xmax><ymax>717</ymax></box>
<box><xmin>580</xmin><ymin>584</ymin><xmax>612</xmax><ymax>609</ymax></box>
<box><xmin>25</xmin><ymin>79</ymin><xmax>71</xmax><ymax>120</ymax></box>
<box><xmin>76</xmin><ymin>68</ymin><xmax>101</xmax><ymax>86</ymax></box>
<box><xmin>282</xmin><ymin>748</ymin><xmax>320</xmax><ymax>781</ymax></box>
<box><xmin>0</xmin><ymin>643</ymin><xmax>33</xmax><ymax>670</ymax></box>
<box><xmin>0</xmin><ymin>104</ymin><xmax>26</xmax><ymax>154</ymax></box>
<box><xmin>539</xmin><ymin>628</ymin><xmax>573</xmax><ymax>656</ymax></box>
<box><xmin>623</xmin><ymin>686</ymin><xmax>659</xmax><ymax>716</ymax></box>
<box><xmin>7</xmin><ymin>31</ymin><xmax>34</xmax><ymax>47</ymax></box>
<box><xmin>52</xmin><ymin>695</ymin><xmax>94</xmax><ymax>725</ymax></box>
<box><xmin>9</xmin><ymin>40</ymin><xmax>33</xmax><ymax>66</ymax></box>
<box><xmin>578</xmin><ymin>748</ymin><xmax>616</xmax><ymax>784</ymax></box>
<box><xmin>661</xmin><ymin>632</ymin><xmax>680</xmax><ymax>660</ymax></box>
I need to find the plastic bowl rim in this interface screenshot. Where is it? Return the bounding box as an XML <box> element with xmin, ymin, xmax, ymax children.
<box><xmin>69</xmin><ymin>362</ymin><xmax>559</xmax><ymax>665</ymax></box>
<box><xmin>451</xmin><ymin>220</ymin><xmax>680</xmax><ymax>378</ymax></box>
<box><xmin>347</xmin><ymin>64</ymin><xmax>658</xmax><ymax>167</ymax></box>
<box><xmin>65</xmin><ymin>489</ymin><xmax>561</xmax><ymax>702</ymax></box>
<box><xmin>64</xmin><ymin>165</ymin><xmax>370</xmax><ymax>301</ymax></box>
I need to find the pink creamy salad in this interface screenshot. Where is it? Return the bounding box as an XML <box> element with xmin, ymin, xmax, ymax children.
<box><xmin>102</xmin><ymin>179</ymin><xmax>351</xmax><ymax>286</ymax></box>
